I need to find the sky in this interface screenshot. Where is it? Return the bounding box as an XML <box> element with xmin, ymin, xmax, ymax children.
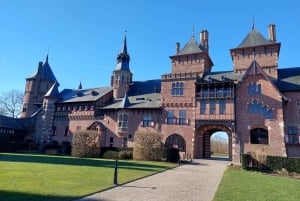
<box><xmin>0</xmin><ymin>0</ymin><xmax>300</xmax><ymax>96</ymax></box>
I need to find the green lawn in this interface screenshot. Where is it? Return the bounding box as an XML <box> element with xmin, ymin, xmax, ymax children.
<box><xmin>214</xmin><ymin>168</ymin><xmax>300</xmax><ymax>201</ymax></box>
<box><xmin>0</xmin><ymin>153</ymin><xmax>176</xmax><ymax>201</ymax></box>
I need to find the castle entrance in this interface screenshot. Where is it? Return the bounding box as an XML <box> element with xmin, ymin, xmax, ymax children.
<box><xmin>194</xmin><ymin>123</ymin><xmax>232</xmax><ymax>160</ymax></box>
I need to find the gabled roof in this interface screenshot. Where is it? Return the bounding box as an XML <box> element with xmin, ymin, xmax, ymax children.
<box><xmin>87</xmin><ymin>121</ymin><xmax>106</xmax><ymax>130</ymax></box>
<box><xmin>177</xmin><ymin>35</ymin><xmax>204</xmax><ymax>55</ymax></box>
<box><xmin>241</xmin><ymin>60</ymin><xmax>287</xmax><ymax>100</ymax></box>
<box><xmin>59</xmin><ymin>87</ymin><xmax>112</xmax><ymax>103</ymax></box>
<box><xmin>237</xmin><ymin>28</ymin><xmax>272</xmax><ymax>48</ymax></box>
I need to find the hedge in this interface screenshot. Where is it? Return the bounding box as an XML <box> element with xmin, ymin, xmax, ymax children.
<box><xmin>241</xmin><ymin>154</ymin><xmax>300</xmax><ymax>173</ymax></box>
<box><xmin>266</xmin><ymin>156</ymin><xmax>300</xmax><ymax>173</ymax></box>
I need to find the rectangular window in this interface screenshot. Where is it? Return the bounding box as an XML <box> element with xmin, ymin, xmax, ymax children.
<box><xmin>22</xmin><ymin>103</ymin><xmax>28</xmax><ymax>113</ymax></box>
<box><xmin>286</xmin><ymin>126</ymin><xmax>299</xmax><ymax>144</ymax></box>
<box><xmin>200</xmin><ymin>100</ymin><xmax>206</xmax><ymax>114</ymax></box>
<box><xmin>167</xmin><ymin>110</ymin><xmax>175</xmax><ymax>124</ymax></box>
<box><xmin>76</xmin><ymin>126</ymin><xmax>81</xmax><ymax>130</ymax></box>
<box><xmin>210</xmin><ymin>100</ymin><xmax>216</xmax><ymax>114</ymax></box>
<box><xmin>64</xmin><ymin>126</ymin><xmax>69</xmax><ymax>136</ymax></box>
<box><xmin>179</xmin><ymin>110</ymin><xmax>186</xmax><ymax>125</ymax></box>
<box><xmin>143</xmin><ymin>115</ymin><xmax>152</xmax><ymax>127</ymax></box>
<box><xmin>248</xmin><ymin>83</ymin><xmax>262</xmax><ymax>95</ymax></box>
<box><xmin>118</xmin><ymin>113</ymin><xmax>128</xmax><ymax>128</ymax></box>
<box><xmin>219</xmin><ymin>99</ymin><xmax>226</xmax><ymax>114</ymax></box>
<box><xmin>171</xmin><ymin>82</ymin><xmax>184</xmax><ymax>96</ymax></box>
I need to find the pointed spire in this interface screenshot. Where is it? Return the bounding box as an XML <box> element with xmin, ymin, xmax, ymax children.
<box><xmin>115</xmin><ymin>32</ymin><xmax>130</xmax><ymax>71</ymax></box>
<box><xmin>252</xmin><ymin>16</ymin><xmax>255</xmax><ymax>30</ymax></box>
<box><xmin>192</xmin><ymin>27</ymin><xmax>195</xmax><ymax>38</ymax></box>
<box><xmin>122</xmin><ymin>31</ymin><xmax>128</xmax><ymax>55</ymax></box>
<box><xmin>45</xmin><ymin>54</ymin><xmax>49</xmax><ymax>64</ymax></box>
<box><xmin>78</xmin><ymin>81</ymin><xmax>82</xmax><ymax>90</ymax></box>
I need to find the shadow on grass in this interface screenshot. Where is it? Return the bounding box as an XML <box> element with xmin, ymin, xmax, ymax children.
<box><xmin>0</xmin><ymin>190</ymin><xmax>77</xmax><ymax>201</ymax></box>
<box><xmin>0</xmin><ymin>153</ymin><xmax>173</xmax><ymax>172</ymax></box>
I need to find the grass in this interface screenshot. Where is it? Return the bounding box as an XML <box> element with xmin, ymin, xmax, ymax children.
<box><xmin>213</xmin><ymin>168</ymin><xmax>300</xmax><ymax>201</ymax></box>
<box><xmin>0</xmin><ymin>153</ymin><xmax>176</xmax><ymax>201</ymax></box>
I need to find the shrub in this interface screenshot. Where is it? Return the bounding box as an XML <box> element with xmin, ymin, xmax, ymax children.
<box><xmin>133</xmin><ymin>130</ymin><xmax>164</xmax><ymax>161</ymax></box>
<box><xmin>119</xmin><ymin>150</ymin><xmax>133</xmax><ymax>160</ymax></box>
<box><xmin>102</xmin><ymin>150</ymin><xmax>119</xmax><ymax>159</ymax></box>
<box><xmin>266</xmin><ymin>156</ymin><xmax>300</xmax><ymax>173</ymax></box>
<box><xmin>241</xmin><ymin>153</ymin><xmax>249</xmax><ymax>170</ymax></box>
<box><xmin>71</xmin><ymin>130</ymin><xmax>101</xmax><ymax>158</ymax></box>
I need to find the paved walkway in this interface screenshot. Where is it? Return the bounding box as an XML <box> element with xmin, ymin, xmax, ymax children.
<box><xmin>75</xmin><ymin>159</ymin><xmax>229</xmax><ymax>201</ymax></box>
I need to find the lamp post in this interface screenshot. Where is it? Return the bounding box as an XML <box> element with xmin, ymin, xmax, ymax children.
<box><xmin>113</xmin><ymin>160</ymin><xmax>118</xmax><ymax>186</ymax></box>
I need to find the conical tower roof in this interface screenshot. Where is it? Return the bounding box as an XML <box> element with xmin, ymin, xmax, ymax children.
<box><xmin>115</xmin><ymin>35</ymin><xmax>130</xmax><ymax>71</ymax></box>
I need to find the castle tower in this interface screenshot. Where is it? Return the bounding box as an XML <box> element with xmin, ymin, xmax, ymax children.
<box><xmin>35</xmin><ymin>82</ymin><xmax>60</xmax><ymax>145</ymax></box>
<box><xmin>230</xmin><ymin>23</ymin><xmax>281</xmax><ymax>78</ymax></box>
<box><xmin>169</xmin><ymin>30</ymin><xmax>213</xmax><ymax>76</ymax></box>
<box><xmin>161</xmin><ymin>29</ymin><xmax>214</xmax><ymax>157</ymax></box>
<box><xmin>111</xmin><ymin>35</ymin><xmax>132</xmax><ymax>100</ymax></box>
<box><xmin>21</xmin><ymin>55</ymin><xmax>58</xmax><ymax>118</ymax></box>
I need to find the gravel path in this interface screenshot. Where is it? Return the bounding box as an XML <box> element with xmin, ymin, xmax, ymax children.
<box><xmin>74</xmin><ymin>159</ymin><xmax>229</xmax><ymax>201</ymax></box>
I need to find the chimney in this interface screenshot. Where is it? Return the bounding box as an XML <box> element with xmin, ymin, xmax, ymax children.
<box><xmin>176</xmin><ymin>42</ymin><xmax>180</xmax><ymax>54</ymax></box>
<box><xmin>200</xmin><ymin>30</ymin><xmax>209</xmax><ymax>52</ymax></box>
<box><xmin>268</xmin><ymin>24</ymin><xmax>276</xmax><ymax>42</ymax></box>
<box><xmin>38</xmin><ymin>61</ymin><xmax>43</xmax><ymax>73</ymax></box>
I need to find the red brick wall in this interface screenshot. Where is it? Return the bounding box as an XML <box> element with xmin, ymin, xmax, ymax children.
<box><xmin>231</xmin><ymin>45</ymin><xmax>280</xmax><ymax>78</ymax></box>
<box><xmin>235</xmin><ymin>72</ymin><xmax>286</xmax><ymax>160</ymax></box>
<box><xmin>282</xmin><ymin>91</ymin><xmax>300</xmax><ymax>156</ymax></box>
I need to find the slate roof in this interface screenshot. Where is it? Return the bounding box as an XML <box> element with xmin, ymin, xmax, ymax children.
<box><xmin>0</xmin><ymin>115</ymin><xmax>37</xmax><ymax>131</ymax></box>
<box><xmin>202</xmin><ymin>71</ymin><xmax>244</xmax><ymax>82</ymax></box>
<box><xmin>177</xmin><ymin>35</ymin><xmax>204</xmax><ymax>55</ymax></box>
<box><xmin>201</xmin><ymin>64</ymin><xmax>300</xmax><ymax>93</ymax></box>
<box><xmin>44</xmin><ymin>82</ymin><xmax>60</xmax><ymax>98</ymax></box>
<box><xmin>237</xmin><ymin>28</ymin><xmax>273</xmax><ymax>48</ymax></box>
<box><xmin>59</xmin><ymin>87</ymin><xmax>112</xmax><ymax>103</ymax></box>
<box><xmin>29</xmin><ymin>55</ymin><xmax>57</xmax><ymax>82</ymax></box>
<box><xmin>103</xmin><ymin>79</ymin><xmax>161</xmax><ymax>109</ymax></box>
<box><xmin>115</xmin><ymin>36</ymin><xmax>130</xmax><ymax>71</ymax></box>
<box><xmin>275</xmin><ymin>67</ymin><xmax>300</xmax><ymax>91</ymax></box>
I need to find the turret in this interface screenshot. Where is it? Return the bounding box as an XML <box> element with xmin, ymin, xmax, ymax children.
<box><xmin>111</xmin><ymin>35</ymin><xmax>132</xmax><ymax>100</ymax></box>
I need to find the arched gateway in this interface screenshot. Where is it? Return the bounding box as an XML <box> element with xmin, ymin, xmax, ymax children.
<box><xmin>194</xmin><ymin>124</ymin><xmax>232</xmax><ymax>160</ymax></box>
<box><xmin>165</xmin><ymin>134</ymin><xmax>186</xmax><ymax>152</ymax></box>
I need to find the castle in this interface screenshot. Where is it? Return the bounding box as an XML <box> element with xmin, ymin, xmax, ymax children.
<box><xmin>14</xmin><ymin>23</ymin><xmax>300</xmax><ymax>162</ymax></box>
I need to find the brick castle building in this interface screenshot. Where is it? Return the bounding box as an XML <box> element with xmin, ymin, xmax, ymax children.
<box><xmin>18</xmin><ymin>23</ymin><xmax>300</xmax><ymax>162</ymax></box>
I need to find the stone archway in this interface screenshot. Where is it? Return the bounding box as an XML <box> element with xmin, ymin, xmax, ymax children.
<box><xmin>165</xmin><ymin>133</ymin><xmax>186</xmax><ymax>152</ymax></box>
<box><xmin>194</xmin><ymin>124</ymin><xmax>232</xmax><ymax>161</ymax></box>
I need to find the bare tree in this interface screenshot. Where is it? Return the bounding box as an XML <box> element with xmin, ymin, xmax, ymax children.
<box><xmin>0</xmin><ymin>89</ymin><xmax>24</xmax><ymax>118</ymax></box>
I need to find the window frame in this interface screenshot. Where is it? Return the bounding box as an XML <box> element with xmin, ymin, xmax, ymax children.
<box><xmin>118</xmin><ymin>112</ymin><xmax>128</xmax><ymax>129</ymax></box>
<box><xmin>171</xmin><ymin>82</ymin><xmax>184</xmax><ymax>96</ymax></box>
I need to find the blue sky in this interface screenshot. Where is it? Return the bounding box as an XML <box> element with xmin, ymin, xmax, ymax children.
<box><xmin>0</xmin><ymin>0</ymin><xmax>299</xmax><ymax>95</ymax></box>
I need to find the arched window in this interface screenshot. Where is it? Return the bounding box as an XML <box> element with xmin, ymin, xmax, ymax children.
<box><xmin>250</xmin><ymin>128</ymin><xmax>269</xmax><ymax>144</ymax></box>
